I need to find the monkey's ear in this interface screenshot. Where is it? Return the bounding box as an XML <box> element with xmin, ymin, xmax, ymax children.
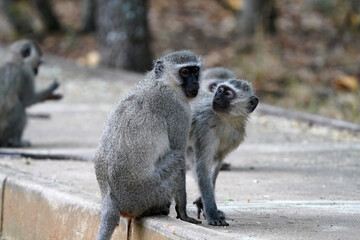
<box><xmin>155</xmin><ymin>60</ymin><xmax>164</xmax><ymax>79</ymax></box>
<box><xmin>20</xmin><ymin>43</ymin><xmax>32</xmax><ymax>58</ymax></box>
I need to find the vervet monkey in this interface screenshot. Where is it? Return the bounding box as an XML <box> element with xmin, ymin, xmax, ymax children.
<box><xmin>187</xmin><ymin>79</ymin><xmax>259</xmax><ymax>226</ymax></box>
<box><xmin>94</xmin><ymin>50</ymin><xmax>202</xmax><ymax>240</ymax></box>
<box><xmin>0</xmin><ymin>39</ymin><xmax>61</xmax><ymax>147</ymax></box>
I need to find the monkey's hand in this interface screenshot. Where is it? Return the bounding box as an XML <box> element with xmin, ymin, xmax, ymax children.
<box><xmin>175</xmin><ymin>205</ymin><xmax>201</xmax><ymax>224</ymax></box>
<box><xmin>50</xmin><ymin>80</ymin><xmax>60</xmax><ymax>91</ymax></box>
<box><xmin>46</xmin><ymin>93</ymin><xmax>63</xmax><ymax>101</ymax></box>
<box><xmin>193</xmin><ymin>197</ymin><xmax>226</xmax><ymax>220</ymax></box>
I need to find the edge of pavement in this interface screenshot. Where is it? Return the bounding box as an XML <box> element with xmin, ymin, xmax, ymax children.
<box><xmin>0</xmin><ymin>166</ymin><xmax>238</xmax><ymax>240</ymax></box>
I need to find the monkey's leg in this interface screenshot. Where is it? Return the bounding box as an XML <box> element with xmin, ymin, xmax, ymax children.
<box><xmin>3</xmin><ymin>103</ymin><xmax>30</xmax><ymax>147</ymax></box>
<box><xmin>193</xmin><ymin>161</ymin><xmax>225</xmax><ymax>220</ymax></box>
<box><xmin>195</xmin><ymin>159</ymin><xmax>228</xmax><ymax>226</ymax></box>
<box><xmin>156</xmin><ymin>151</ymin><xmax>200</xmax><ymax>224</ymax></box>
<box><xmin>97</xmin><ymin>193</ymin><xmax>121</xmax><ymax>240</ymax></box>
<box><xmin>140</xmin><ymin>202</ymin><xmax>171</xmax><ymax>217</ymax></box>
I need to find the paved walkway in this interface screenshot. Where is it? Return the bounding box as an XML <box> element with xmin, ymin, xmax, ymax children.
<box><xmin>0</xmin><ymin>48</ymin><xmax>359</xmax><ymax>239</ymax></box>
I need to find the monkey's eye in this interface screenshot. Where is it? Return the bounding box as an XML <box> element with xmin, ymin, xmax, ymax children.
<box><xmin>192</xmin><ymin>67</ymin><xmax>199</xmax><ymax>75</ymax></box>
<box><xmin>217</xmin><ymin>87</ymin><xmax>224</xmax><ymax>93</ymax></box>
<box><xmin>180</xmin><ymin>68</ymin><xmax>190</xmax><ymax>77</ymax></box>
<box><xmin>225</xmin><ymin>90</ymin><xmax>234</xmax><ymax>98</ymax></box>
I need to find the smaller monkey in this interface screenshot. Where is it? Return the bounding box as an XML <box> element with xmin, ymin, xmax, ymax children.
<box><xmin>199</xmin><ymin>67</ymin><xmax>237</xmax><ymax>171</ymax></box>
<box><xmin>200</xmin><ymin>67</ymin><xmax>236</xmax><ymax>93</ymax></box>
<box><xmin>0</xmin><ymin>39</ymin><xmax>61</xmax><ymax>147</ymax></box>
<box><xmin>187</xmin><ymin>79</ymin><xmax>259</xmax><ymax>226</ymax></box>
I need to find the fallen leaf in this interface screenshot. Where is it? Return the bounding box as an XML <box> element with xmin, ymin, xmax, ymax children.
<box><xmin>333</xmin><ymin>75</ymin><xmax>359</xmax><ymax>92</ymax></box>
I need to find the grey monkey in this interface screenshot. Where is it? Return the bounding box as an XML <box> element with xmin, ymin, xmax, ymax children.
<box><xmin>200</xmin><ymin>67</ymin><xmax>237</xmax><ymax>171</ymax></box>
<box><xmin>94</xmin><ymin>50</ymin><xmax>202</xmax><ymax>240</ymax></box>
<box><xmin>187</xmin><ymin>79</ymin><xmax>259</xmax><ymax>226</ymax></box>
<box><xmin>200</xmin><ymin>67</ymin><xmax>236</xmax><ymax>93</ymax></box>
<box><xmin>0</xmin><ymin>39</ymin><xmax>61</xmax><ymax>147</ymax></box>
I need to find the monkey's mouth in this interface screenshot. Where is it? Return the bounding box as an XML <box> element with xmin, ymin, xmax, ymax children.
<box><xmin>212</xmin><ymin>101</ymin><xmax>229</xmax><ymax>113</ymax></box>
<box><xmin>185</xmin><ymin>89</ymin><xmax>199</xmax><ymax>98</ymax></box>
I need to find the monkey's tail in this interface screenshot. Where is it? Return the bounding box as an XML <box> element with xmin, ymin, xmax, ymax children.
<box><xmin>0</xmin><ymin>151</ymin><xmax>93</xmax><ymax>161</ymax></box>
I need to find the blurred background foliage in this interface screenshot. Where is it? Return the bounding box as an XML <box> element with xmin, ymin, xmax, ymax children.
<box><xmin>0</xmin><ymin>0</ymin><xmax>359</xmax><ymax>123</ymax></box>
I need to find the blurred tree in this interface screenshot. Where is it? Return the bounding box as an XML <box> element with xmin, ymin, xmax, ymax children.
<box><xmin>0</xmin><ymin>0</ymin><xmax>35</xmax><ymax>36</ymax></box>
<box><xmin>214</xmin><ymin>0</ymin><xmax>277</xmax><ymax>36</ymax></box>
<box><xmin>31</xmin><ymin>0</ymin><xmax>62</xmax><ymax>32</ymax></box>
<box><xmin>97</xmin><ymin>0</ymin><xmax>153</xmax><ymax>72</ymax></box>
<box><xmin>0</xmin><ymin>0</ymin><xmax>61</xmax><ymax>37</ymax></box>
<box><xmin>240</xmin><ymin>0</ymin><xmax>277</xmax><ymax>36</ymax></box>
<box><xmin>81</xmin><ymin>0</ymin><xmax>96</xmax><ymax>33</ymax></box>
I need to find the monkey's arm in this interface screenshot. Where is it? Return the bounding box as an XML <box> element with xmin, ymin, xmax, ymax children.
<box><xmin>194</xmin><ymin>137</ymin><xmax>229</xmax><ymax>226</ymax></box>
<box><xmin>193</xmin><ymin>159</ymin><xmax>226</xmax><ymax>221</ymax></box>
<box><xmin>167</xmin><ymin>113</ymin><xmax>200</xmax><ymax>224</ymax></box>
<box><xmin>26</xmin><ymin>80</ymin><xmax>60</xmax><ymax>106</ymax></box>
<box><xmin>20</xmin><ymin>72</ymin><xmax>60</xmax><ymax>107</ymax></box>
<box><xmin>211</xmin><ymin>158</ymin><xmax>222</xmax><ymax>187</ymax></box>
<box><xmin>172</xmin><ymin>150</ymin><xmax>201</xmax><ymax>224</ymax></box>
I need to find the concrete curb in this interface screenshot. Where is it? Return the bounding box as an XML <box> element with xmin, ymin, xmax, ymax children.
<box><xmin>0</xmin><ymin>167</ymin><xmax>235</xmax><ymax>240</ymax></box>
<box><xmin>257</xmin><ymin>103</ymin><xmax>360</xmax><ymax>132</ymax></box>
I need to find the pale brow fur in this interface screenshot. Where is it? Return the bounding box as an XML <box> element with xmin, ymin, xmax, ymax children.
<box><xmin>200</xmin><ymin>67</ymin><xmax>236</xmax><ymax>93</ymax></box>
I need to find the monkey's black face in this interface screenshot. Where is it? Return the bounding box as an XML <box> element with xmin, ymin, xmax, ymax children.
<box><xmin>212</xmin><ymin>86</ymin><xmax>236</xmax><ymax>112</ymax></box>
<box><xmin>180</xmin><ymin>66</ymin><xmax>200</xmax><ymax>98</ymax></box>
<box><xmin>33</xmin><ymin>66</ymin><xmax>39</xmax><ymax>76</ymax></box>
<box><xmin>33</xmin><ymin>60</ymin><xmax>42</xmax><ymax>76</ymax></box>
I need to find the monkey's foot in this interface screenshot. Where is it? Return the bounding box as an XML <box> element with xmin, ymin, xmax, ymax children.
<box><xmin>175</xmin><ymin>205</ymin><xmax>201</xmax><ymax>224</ymax></box>
<box><xmin>208</xmin><ymin>218</ymin><xmax>229</xmax><ymax>226</ymax></box>
<box><xmin>217</xmin><ymin>209</ymin><xmax>226</xmax><ymax>219</ymax></box>
<box><xmin>176</xmin><ymin>214</ymin><xmax>201</xmax><ymax>224</ymax></box>
<box><xmin>8</xmin><ymin>139</ymin><xmax>31</xmax><ymax>148</ymax></box>
<box><xmin>193</xmin><ymin>197</ymin><xmax>204</xmax><ymax>219</ymax></box>
<box><xmin>220</xmin><ymin>162</ymin><xmax>231</xmax><ymax>171</ymax></box>
<box><xmin>193</xmin><ymin>197</ymin><xmax>226</xmax><ymax>219</ymax></box>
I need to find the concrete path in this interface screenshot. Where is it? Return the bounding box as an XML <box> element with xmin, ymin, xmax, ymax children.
<box><xmin>0</xmin><ymin>48</ymin><xmax>360</xmax><ymax>239</ymax></box>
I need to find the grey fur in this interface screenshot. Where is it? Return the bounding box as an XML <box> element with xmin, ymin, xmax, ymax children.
<box><xmin>94</xmin><ymin>50</ymin><xmax>202</xmax><ymax>240</ymax></box>
<box><xmin>200</xmin><ymin>67</ymin><xmax>236</xmax><ymax>93</ymax></box>
<box><xmin>187</xmin><ymin>79</ymin><xmax>259</xmax><ymax>226</ymax></box>
<box><xmin>0</xmin><ymin>39</ymin><xmax>61</xmax><ymax>147</ymax></box>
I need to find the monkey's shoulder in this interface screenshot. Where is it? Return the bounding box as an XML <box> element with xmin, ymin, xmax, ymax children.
<box><xmin>0</xmin><ymin>62</ymin><xmax>32</xmax><ymax>85</ymax></box>
<box><xmin>191</xmin><ymin>102</ymin><xmax>216</xmax><ymax>127</ymax></box>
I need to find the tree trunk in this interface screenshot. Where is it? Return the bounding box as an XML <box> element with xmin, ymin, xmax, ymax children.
<box><xmin>31</xmin><ymin>0</ymin><xmax>62</xmax><ymax>32</ymax></box>
<box><xmin>240</xmin><ymin>0</ymin><xmax>277</xmax><ymax>37</ymax></box>
<box><xmin>97</xmin><ymin>0</ymin><xmax>153</xmax><ymax>72</ymax></box>
<box><xmin>0</xmin><ymin>0</ymin><xmax>35</xmax><ymax>36</ymax></box>
<box><xmin>81</xmin><ymin>0</ymin><xmax>96</xmax><ymax>33</ymax></box>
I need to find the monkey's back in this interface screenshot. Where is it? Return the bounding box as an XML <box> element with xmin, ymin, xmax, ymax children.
<box><xmin>94</xmin><ymin>77</ymin><xmax>191</xmax><ymax>214</ymax></box>
<box><xmin>0</xmin><ymin>63</ymin><xmax>27</xmax><ymax>133</ymax></box>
